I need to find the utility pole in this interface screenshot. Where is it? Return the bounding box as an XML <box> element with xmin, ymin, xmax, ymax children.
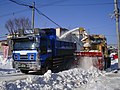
<box><xmin>31</xmin><ymin>2</ymin><xmax>35</xmax><ymax>32</ymax></box>
<box><xmin>114</xmin><ymin>0</ymin><xmax>120</xmax><ymax>69</ymax></box>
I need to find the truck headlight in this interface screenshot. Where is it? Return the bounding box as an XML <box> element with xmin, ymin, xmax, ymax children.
<box><xmin>14</xmin><ymin>54</ymin><xmax>18</xmax><ymax>60</ymax></box>
<box><xmin>30</xmin><ymin>54</ymin><xmax>34</xmax><ymax>60</ymax></box>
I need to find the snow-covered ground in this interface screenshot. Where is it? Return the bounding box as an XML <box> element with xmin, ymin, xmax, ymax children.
<box><xmin>0</xmin><ymin>56</ymin><xmax>18</xmax><ymax>75</ymax></box>
<box><xmin>0</xmin><ymin>56</ymin><xmax>120</xmax><ymax>90</ymax></box>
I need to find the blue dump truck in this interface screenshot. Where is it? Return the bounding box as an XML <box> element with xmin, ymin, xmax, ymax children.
<box><xmin>12</xmin><ymin>28</ymin><xmax>76</xmax><ymax>74</ymax></box>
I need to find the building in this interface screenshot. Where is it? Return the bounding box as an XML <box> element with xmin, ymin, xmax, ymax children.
<box><xmin>0</xmin><ymin>40</ymin><xmax>8</xmax><ymax>54</ymax></box>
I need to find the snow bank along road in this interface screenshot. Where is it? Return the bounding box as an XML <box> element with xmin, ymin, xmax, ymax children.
<box><xmin>1</xmin><ymin>60</ymin><xmax>120</xmax><ymax>90</ymax></box>
<box><xmin>0</xmin><ymin>66</ymin><xmax>103</xmax><ymax>90</ymax></box>
<box><xmin>81</xmin><ymin>72</ymin><xmax>120</xmax><ymax>90</ymax></box>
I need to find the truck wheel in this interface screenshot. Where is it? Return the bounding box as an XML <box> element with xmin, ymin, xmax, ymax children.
<box><xmin>41</xmin><ymin>60</ymin><xmax>52</xmax><ymax>74</ymax></box>
<box><xmin>20</xmin><ymin>70</ymin><xmax>29</xmax><ymax>74</ymax></box>
<box><xmin>41</xmin><ymin>66</ymin><xmax>49</xmax><ymax>74</ymax></box>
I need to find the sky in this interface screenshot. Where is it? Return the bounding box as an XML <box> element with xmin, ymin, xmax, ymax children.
<box><xmin>0</xmin><ymin>0</ymin><xmax>119</xmax><ymax>45</ymax></box>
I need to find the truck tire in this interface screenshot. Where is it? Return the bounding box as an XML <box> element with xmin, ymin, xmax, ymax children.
<box><xmin>41</xmin><ymin>66</ymin><xmax>49</xmax><ymax>74</ymax></box>
<box><xmin>20</xmin><ymin>70</ymin><xmax>29</xmax><ymax>74</ymax></box>
<box><xmin>41</xmin><ymin>60</ymin><xmax>52</xmax><ymax>74</ymax></box>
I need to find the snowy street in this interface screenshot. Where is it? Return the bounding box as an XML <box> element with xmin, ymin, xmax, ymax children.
<box><xmin>0</xmin><ymin>73</ymin><xmax>27</xmax><ymax>82</ymax></box>
<box><xmin>0</xmin><ymin>59</ymin><xmax>120</xmax><ymax>90</ymax></box>
<box><xmin>78</xmin><ymin>72</ymin><xmax>120</xmax><ymax>90</ymax></box>
<box><xmin>0</xmin><ymin>0</ymin><xmax>120</xmax><ymax>89</ymax></box>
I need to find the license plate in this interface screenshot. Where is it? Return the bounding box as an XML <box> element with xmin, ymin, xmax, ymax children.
<box><xmin>21</xmin><ymin>64</ymin><xmax>26</xmax><ymax>67</ymax></box>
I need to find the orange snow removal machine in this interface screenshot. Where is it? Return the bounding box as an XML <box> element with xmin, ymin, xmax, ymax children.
<box><xmin>75</xmin><ymin>28</ymin><xmax>108</xmax><ymax>70</ymax></box>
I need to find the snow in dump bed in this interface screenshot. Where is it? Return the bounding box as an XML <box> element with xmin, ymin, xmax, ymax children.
<box><xmin>0</xmin><ymin>66</ymin><xmax>102</xmax><ymax>90</ymax></box>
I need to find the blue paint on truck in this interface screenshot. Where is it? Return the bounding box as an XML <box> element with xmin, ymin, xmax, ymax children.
<box><xmin>12</xmin><ymin>28</ymin><xmax>76</xmax><ymax>73</ymax></box>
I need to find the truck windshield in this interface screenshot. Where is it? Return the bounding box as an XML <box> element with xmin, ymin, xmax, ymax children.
<box><xmin>13</xmin><ymin>39</ymin><xmax>36</xmax><ymax>50</ymax></box>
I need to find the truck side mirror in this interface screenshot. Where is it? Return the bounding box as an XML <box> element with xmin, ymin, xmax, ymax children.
<box><xmin>35</xmin><ymin>37</ymin><xmax>40</xmax><ymax>48</ymax></box>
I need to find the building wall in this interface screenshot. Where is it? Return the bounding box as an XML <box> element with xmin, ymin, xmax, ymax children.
<box><xmin>0</xmin><ymin>40</ymin><xmax>7</xmax><ymax>54</ymax></box>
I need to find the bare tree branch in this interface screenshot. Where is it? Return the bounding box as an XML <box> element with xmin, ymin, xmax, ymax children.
<box><xmin>5</xmin><ymin>17</ymin><xmax>31</xmax><ymax>34</ymax></box>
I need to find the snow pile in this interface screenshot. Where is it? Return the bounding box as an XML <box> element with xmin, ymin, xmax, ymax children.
<box><xmin>0</xmin><ymin>57</ymin><xmax>17</xmax><ymax>75</ymax></box>
<box><xmin>78</xmin><ymin>57</ymin><xmax>94</xmax><ymax>70</ymax></box>
<box><xmin>0</xmin><ymin>67</ymin><xmax>102</xmax><ymax>90</ymax></box>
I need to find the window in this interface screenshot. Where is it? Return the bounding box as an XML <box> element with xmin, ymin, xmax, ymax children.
<box><xmin>13</xmin><ymin>38</ymin><xmax>36</xmax><ymax>50</ymax></box>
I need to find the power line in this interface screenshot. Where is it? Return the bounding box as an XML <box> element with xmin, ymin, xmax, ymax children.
<box><xmin>0</xmin><ymin>0</ymin><xmax>61</xmax><ymax>17</ymax></box>
<box><xmin>2</xmin><ymin>3</ymin><xmax>113</xmax><ymax>27</ymax></box>
<box><xmin>9</xmin><ymin>0</ymin><xmax>30</xmax><ymax>7</ymax></box>
<box><xmin>16</xmin><ymin>0</ymin><xmax>32</xmax><ymax>5</ymax></box>
<box><xmin>40</xmin><ymin>2</ymin><xmax>120</xmax><ymax>7</ymax></box>
<box><xmin>1</xmin><ymin>1</ymin><xmax>118</xmax><ymax>27</ymax></box>
<box><xmin>0</xmin><ymin>0</ymin><xmax>32</xmax><ymax>18</ymax></box>
<box><xmin>9</xmin><ymin>0</ymin><xmax>62</xmax><ymax>28</ymax></box>
<box><xmin>1</xmin><ymin>1</ymin><xmax>117</xmax><ymax>18</ymax></box>
<box><xmin>35</xmin><ymin>8</ymin><xmax>62</xmax><ymax>28</ymax></box>
<box><xmin>37</xmin><ymin>0</ymin><xmax>70</xmax><ymax>7</ymax></box>
<box><xmin>0</xmin><ymin>9</ymin><xmax>29</xmax><ymax>18</ymax></box>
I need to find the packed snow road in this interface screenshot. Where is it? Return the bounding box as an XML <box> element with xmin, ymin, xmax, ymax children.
<box><xmin>0</xmin><ymin>71</ymin><xmax>45</xmax><ymax>82</ymax></box>
<box><xmin>0</xmin><ymin>73</ymin><xmax>27</xmax><ymax>82</ymax></box>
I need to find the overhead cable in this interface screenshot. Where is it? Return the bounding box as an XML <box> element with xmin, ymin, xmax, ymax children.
<box><xmin>35</xmin><ymin>8</ymin><xmax>62</xmax><ymax>28</ymax></box>
<box><xmin>9</xmin><ymin>0</ymin><xmax>30</xmax><ymax>7</ymax></box>
<box><xmin>9</xmin><ymin>0</ymin><xmax>62</xmax><ymax>28</ymax></box>
<box><xmin>48</xmin><ymin>2</ymin><xmax>114</xmax><ymax>6</ymax></box>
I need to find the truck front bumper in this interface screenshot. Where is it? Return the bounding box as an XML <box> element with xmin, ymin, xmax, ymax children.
<box><xmin>13</xmin><ymin>61</ymin><xmax>41</xmax><ymax>71</ymax></box>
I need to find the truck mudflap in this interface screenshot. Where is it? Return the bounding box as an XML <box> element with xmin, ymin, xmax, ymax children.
<box><xmin>13</xmin><ymin>61</ymin><xmax>41</xmax><ymax>71</ymax></box>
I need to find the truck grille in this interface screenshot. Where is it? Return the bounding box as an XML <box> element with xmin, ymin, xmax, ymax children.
<box><xmin>20</xmin><ymin>55</ymin><xmax>28</xmax><ymax>60</ymax></box>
